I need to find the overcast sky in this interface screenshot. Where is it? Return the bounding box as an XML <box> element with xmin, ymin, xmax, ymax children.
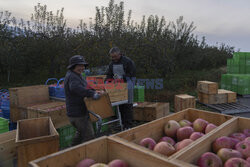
<box><xmin>1</xmin><ymin>0</ymin><xmax>250</xmax><ymax>51</ymax></box>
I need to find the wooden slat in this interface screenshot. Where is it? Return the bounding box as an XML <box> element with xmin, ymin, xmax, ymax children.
<box><xmin>85</xmin><ymin>93</ymin><xmax>114</xmax><ymax>122</ymax></box>
<box><xmin>0</xmin><ymin>130</ymin><xmax>17</xmax><ymax>166</ymax></box>
<box><xmin>29</xmin><ymin>136</ymin><xmax>182</xmax><ymax>167</ymax></box>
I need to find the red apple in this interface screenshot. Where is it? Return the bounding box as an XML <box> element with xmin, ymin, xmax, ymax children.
<box><xmin>176</xmin><ymin>126</ymin><xmax>194</xmax><ymax>141</ymax></box>
<box><xmin>197</xmin><ymin>152</ymin><xmax>222</xmax><ymax>167</ymax></box>
<box><xmin>246</xmin><ymin>157</ymin><xmax>250</xmax><ymax>164</ymax></box>
<box><xmin>205</xmin><ymin>123</ymin><xmax>217</xmax><ymax>134</ymax></box>
<box><xmin>193</xmin><ymin>118</ymin><xmax>208</xmax><ymax>133</ymax></box>
<box><xmin>139</xmin><ymin>137</ymin><xmax>156</xmax><ymax>150</ymax></box>
<box><xmin>230</xmin><ymin>133</ymin><xmax>247</xmax><ymax>141</ymax></box>
<box><xmin>190</xmin><ymin>132</ymin><xmax>204</xmax><ymax>141</ymax></box>
<box><xmin>159</xmin><ymin>136</ymin><xmax>176</xmax><ymax>146</ymax></box>
<box><xmin>178</xmin><ymin>119</ymin><xmax>192</xmax><ymax>127</ymax></box>
<box><xmin>224</xmin><ymin>158</ymin><xmax>250</xmax><ymax>167</ymax></box>
<box><xmin>243</xmin><ymin>129</ymin><xmax>250</xmax><ymax>137</ymax></box>
<box><xmin>174</xmin><ymin>142</ymin><xmax>180</xmax><ymax>150</ymax></box>
<box><xmin>108</xmin><ymin>159</ymin><xmax>129</xmax><ymax>167</ymax></box>
<box><xmin>217</xmin><ymin>148</ymin><xmax>243</xmax><ymax>163</ymax></box>
<box><xmin>235</xmin><ymin>140</ymin><xmax>250</xmax><ymax>158</ymax></box>
<box><xmin>229</xmin><ymin>137</ymin><xmax>241</xmax><ymax>149</ymax></box>
<box><xmin>164</xmin><ymin>120</ymin><xmax>180</xmax><ymax>138</ymax></box>
<box><xmin>76</xmin><ymin>159</ymin><xmax>95</xmax><ymax>167</ymax></box>
<box><xmin>176</xmin><ymin>139</ymin><xmax>193</xmax><ymax>151</ymax></box>
<box><xmin>212</xmin><ymin>136</ymin><xmax>234</xmax><ymax>153</ymax></box>
<box><xmin>153</xmin><ymin>141</ymin><xmax>176</xmax><ymax>156</ymax></box>
<box><xmin>244</xmin><ymin>137</ymin><xmax>250</xmax><ymax>142</ymax></box>
<box><xmin>90</xmin><ymin>163</ymin><xmax>108</xmax><ymax>167</ymax></box>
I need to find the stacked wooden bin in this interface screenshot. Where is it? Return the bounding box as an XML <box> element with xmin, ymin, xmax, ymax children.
<box><xmin>197</xmin><ymin>81</ymin><xmax>237</xmax><ymax>104</ymax></box>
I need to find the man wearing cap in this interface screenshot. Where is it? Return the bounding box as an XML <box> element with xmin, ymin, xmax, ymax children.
<box><xmin>105</xmin><ymin>47</ymin><xmax>136</xmax><ymax>129</ymax></box>
<box><xmin>64</xmin><ymin>55</ymin><xmax>103</xmax><ymax>146</ymax></box>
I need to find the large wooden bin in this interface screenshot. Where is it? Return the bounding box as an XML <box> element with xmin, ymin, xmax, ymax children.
<box><xmin>9</xmin><ymin>85</ymin><xmax>50</xmax><ymax>122</ymax></box>
<box><xmin>16</xmin><ymin>117</ymin><xmax>59</xmax><ymax>167</ymax></box>
<box><xmin>172</xmin><ymin>117</ymin><xmax>250</xmax><ymax>167</ymax></box>
<box><xmin>27</xmin><ymin>101</ymin><xmax>69</xmax><ymax>128</ymax></box>
<box><xmin>29</xmin><ymin>136</ymin><xmax>181</xmax><ymax>167</ymax></box>
<box><xmin>133</xmin><ymin>102</ymin><xmax>169</xmax><ymax>121</ymax></box>
<box><xmin>0</xmin><ymin>130</ymin><xmax>17</xmax><ymax>167</ymax></box>
<box><xmin>111</xmin><ymin>108</ymin><xmax>233</xmax><ymax>160</ymax></box>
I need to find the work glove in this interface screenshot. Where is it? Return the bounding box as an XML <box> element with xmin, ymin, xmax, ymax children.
<box><xmin>92</xmin><ymin>93</ymin><xmax>101</xmax><ymax>100</ymax></box>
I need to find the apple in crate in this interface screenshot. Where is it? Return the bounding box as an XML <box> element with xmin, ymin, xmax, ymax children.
<box><xmin>175</xmin><ymin>139</ymin><xmax>193</xmax><ymax>151</ymax></box>
<box><xmin>164</xmin><ymin>120</ymin><xmax>180</xmax><ymax>138</ymax></box>
<box><xmin>90</xmin><ymin>163</ymin><xmax>108</xmax><ymax>167</ymax></box>
<box><xmin>153</xmin><ymin>141</ymin><xmax>176</xmax><ymax>156</ymax></box>
<box><xmin>139</xmin><ymin>137</ymin><xmax>156</xmax><ymax>150</ymax></box>
<box><xmin>205</xmin><ymin>123</ymin><xmax>217</xmax><ymax>134</ymax></box>
<box><xmin>243</xmin><ymin>129</ymin><xmax>250</xmax><ymax>137</ymax></box>
<box><xmin>235</xmin><ymin>140</ymin><xmax>250</xmax><ymax>158</ymax></box>
<box><xmin>247</xmin><ymin>157</ymin><xmax>250</xmax><ymax>163</ymax></box>
<box><xmin>224</xmin><ymin>157</ymin><xmax>250</xmax><ymax>167</ymax></box>
<box><xmin>76</xmin><ymin>158</ymin><xmax>95</xmax><ymax>167</ymax></box>
<box><xmin>190</xmin><ymin>132</ymin><xmax>204</xmax><ymax>141</ymax></box>
<box><xmin>230</xmin><ymin>133</ymin><xmax>247</xmax><ymax>141</ymax></box>
<box><xmin>244</xmin><ymin>137</ymin><xmax>250</xmax><ymax>142</ymax></box>
<box><xmin>176</xmin><ymin>126</ymin><xmax>194</xmax><ymax>141</ymax></box>
<box><xmin>197</xmin><ymin>152</ymin><xmax>222</xmax><ymax>167</ymax></box>
<box><xmin>193</xmin><ymin>118</ymin><xmax>208</xmax><ymax>133</ymax></box>
<box><xmin>178</xmin><ymin>119</ymin><xmax>192</xmax><ymax>127</ymax></box>
<box><xmin>108</xmin><ymin>159</ymin><xmax>129</xmax><ymax>167</ymax></box>
<box><xmin>229</xmin><ymin>137</ymin><xmax>241</xmax><ymax>149</ymax></box>
<box><xmin>159</xmin><ymin>136</ymin><xmax>176</xmax><ymax>146</ymax></box>
<box><xmin>212</xmin><ymin>136</ymin><xmax>234</xmax><ymax>153</ymax></box>
<box><xmin>217</xmin><ymin>148</ymin><xmax>243</xmax><ymax>163</ymax></box>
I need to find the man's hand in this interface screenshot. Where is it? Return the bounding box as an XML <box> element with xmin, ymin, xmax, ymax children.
<box><xmin>92</xmin><ymin>93</ymin><xmax>101</xmax><ymax>100</ymax></box>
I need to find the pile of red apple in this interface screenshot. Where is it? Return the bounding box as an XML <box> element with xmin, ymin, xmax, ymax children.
<box><xmin>139</xmin><ymin>118</ymin><xmax>218</xmax><ymax>157</ymax></box>
<box><xmin>197</xmin><ymin>129</ymin><xmax>250</xmax><ymax>167</ymax></box>
<box><xmin>76</xmin><ymin>159</ymin><xmax>129</xmax><ymax>167</ymax></box>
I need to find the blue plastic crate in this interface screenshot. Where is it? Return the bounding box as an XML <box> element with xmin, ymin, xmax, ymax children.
<box><xmin>9</xmin><ymin>122</ymin><xmax>17</xmax><ymax>131</ymax></box>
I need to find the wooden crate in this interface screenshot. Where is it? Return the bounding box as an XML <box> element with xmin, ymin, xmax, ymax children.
<box><xmin>174</xmin><ymin>94</ymin><xmax>196</xmax><ymax>112</ymax></box>
<box><xmin>9</xmin><ymin>85</ymin><xmax>50</xmax><ymax>122</ymax></box>
<box><xmin>105</xmin><ymin>83</ymin><xmax>128</xmax><ymax>103</ymax></box>
<box><xmin>198</xmin><ymin>90</ymin><xmax>227</xmax><ymax>104</ymax></box>
<box><xmin>85</xmin><ymin>93</ymin><xmax>114</xmax><ymax>122</ymax></box>
<box><xmin>27</xmin><ymin>101</ymin><xmax>69</xmax><ymax>129</ymax></box>
<box><xmin>29</xmin><ymin>136</ymin><xmax>181</xmax><ymax>167</ymax></box>
<box><xmin>111</xmin><ymin>108</ymin><xmax>233</xmax><ymax>160</ymax></box>
<box><xmin>0</xmin><ymin>130</ymin><xmax>17</xmax><ymax>167</ymax></box>
<box><xmin>197</xmin><ymin>81</ymin><xmax>218</xmax><ymax>94</ymax></box>
<box><xmin>86</xmin><ymin>75</ymin><xmax>106</xmax><ymax>84</ymax></box>
<box><xmin>173</xmin><ymin>117</ymin><xmax>250</xmax><ymax>167</ymax></box>
<box><xmin>218</xmin><ymin>89</ymin><xmax>237</xmax><ymax>103</ymax></box>
<box><xmin>133</xmin><ymin>102</ymin><xmax>169</xmax><ymax>121</ymax></box>
<box><xmin>16</xmin><ymin>117</ymin><xmax>59</xmax><ymax>167</ymax></box>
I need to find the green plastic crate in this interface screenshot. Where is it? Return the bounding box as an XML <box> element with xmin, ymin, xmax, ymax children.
<box><xmin>220</xmin><ymin>74</ymin><xmax>227</xmax><ymax>89</ymax></box>
<box><xmin>57</xmin><ymin>124</ymin><xmax>76</xmax><ymax>149</ymax></box>
<box><xmin>93</xmin><ymin>118</ymin><xmax>109</xmax><ymax>133</ymax></box>
<box><xmin>226</xmin><ymin>74</ymin><xmax>233</xmax><ymax>91</ymax></box>
<box><xmin>238</xmin><ymin>75</ymin><xmax>250</xmax><ymax>95</ymax></box>
<box><xmin>231</xmin><ymin>75</ymin><xmax>238</xmax><ymax>92</ymax></box>
<box><xmin>134</xmin><ymin>86</ymin><xmax>145</xmax><ymax>102</ymax></box>
<box><xmin>0</xmin><ymin>117</ymin><xmax>9</xmax><ymax>134</ymax></box>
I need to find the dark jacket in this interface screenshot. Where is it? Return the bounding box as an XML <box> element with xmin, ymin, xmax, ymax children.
<box><xmin>64</xmin><ymin>70</ymin><xmax>95</xmax><ymax>117</ymax></box>
<box><xmin>106</xmin><ymin>55</ymin><xmax>136</xmax><ymax>82</ymax></box>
